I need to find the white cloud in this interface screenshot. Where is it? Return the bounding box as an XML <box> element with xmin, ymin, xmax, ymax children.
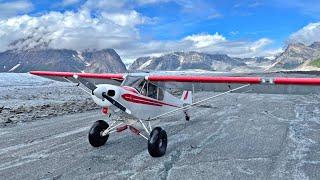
<box><xmin>249</xmin><ymin>38</ymin><xmax>272</xmax><ymax>52</ymax></box>
<box><xmin>101</xmin><ymin>11</ymin><xmax>147</xmax><ymax>27</ymax></box>
<box><xmin>0</xmin><ymin>0</ymin><xmax>279</xmax><ymax>64</ymax></box>
<box><xmin>118</xmin><ymin>33</ymin><xmax>276</xmax><ymax>62</ymax></box>
<box><xmin>0</xmin><ymin>0</ymin><xmax>33</xmax><ymax>18</ymax></box>
<box><xmin>183</xmin><ymin>33</ymin><xmax>226</xmax><ymax>48</ymax></box>
<box><xmin>288</xmin><ymin>22</ymin><xmax>320</xmax><ymax>45</ymax></box>
<box><xmin>0</xmin><ymin>8</ymin><xmax>143</xmax><ymax>51</ymax></box>
<box><xmin>202</xmin><ymin>37</ymin><xmax>275</xmax><ymax>58</ymax></box>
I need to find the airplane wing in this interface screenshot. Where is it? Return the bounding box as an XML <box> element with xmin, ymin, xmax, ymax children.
<box><xmin>30</xmin><ymin>71</ymin><xmax>124</xmax><ymax>86</ymax></box>
<box><xmin>30</xmin><ymin>70</ymin><xmax>320</xmax><ymax>95</ymax></box>
<box><xmin>146</xmin><ymin>71</ymin><xmax>320</xmax><ymax>95</ymax></box>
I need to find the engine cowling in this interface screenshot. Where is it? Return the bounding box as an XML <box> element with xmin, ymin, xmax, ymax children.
<box><xmin>92</xmin><ymin>84</ymin><xmax>122</xmax><ymax>107</ymax></box>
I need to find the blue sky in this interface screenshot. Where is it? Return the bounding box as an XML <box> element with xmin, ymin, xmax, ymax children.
<box><xmin>0</xmin><ymin>0</ymin><xmax>320</xmax><ymax>62</ymax></box>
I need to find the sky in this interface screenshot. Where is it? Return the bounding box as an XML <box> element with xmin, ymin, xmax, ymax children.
<box><xmin>0</xmin><ymin>0</ymin><xmax>320</xmax><ymax>63</ymax></box>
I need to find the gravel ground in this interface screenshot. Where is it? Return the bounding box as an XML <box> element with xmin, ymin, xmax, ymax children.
<box><xmin>0</xmin><ymin>73</ymin><xmax>320</xmax><ymax>179</ymax></box>
<box><xmin>0</xmin><ymin>73</ymin><xmax>99</xmax><ymax>127</ymax></box>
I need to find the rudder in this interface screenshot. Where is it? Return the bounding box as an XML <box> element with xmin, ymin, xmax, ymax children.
<box><xmin>181</xmin><ymin>91</ymin><xmax>192</xmax><ymax>105</ymax></box>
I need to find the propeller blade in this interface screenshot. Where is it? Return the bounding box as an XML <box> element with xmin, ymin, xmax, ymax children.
<box><xmin>73</xmin><ymin>75</ymin><xmax>97</xmax><ymax>91</ymax></box>
<box><xmin>102</xmin><ymin>92</ymin><xmax>132</xmax><ymax>115</ymax></box>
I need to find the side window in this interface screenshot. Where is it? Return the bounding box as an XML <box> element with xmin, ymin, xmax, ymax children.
<box><xmin>138</xmin><ymin>81</ymin><xmax>164</xmax><ymax>100</ymax></box>
<box><xmin>147</xmin><ymin>83</ymin><xmax>157</xmax><ymax>99</ymax></box>
<box><xmin>137</xmin><ymin>81</ymin><xmax>146</xmax><ymax>95</ymax></box>
<box><xmin>157</xmin><ymin>87</ymin><xmax>164</xmax><ymax>100</ymax></box>
<box><xmin>122</xmin><ymin>77</ymin><xmax>164</xmax><ymax>100</ymax></box>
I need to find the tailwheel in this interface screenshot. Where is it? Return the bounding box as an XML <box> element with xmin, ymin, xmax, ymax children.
<box><xmin>88</xmin><ymin>120</ymin><xmax>109</xmax><ymax>147</ymax></box>
<box><xmin>148</xmin><ymin>127</ymin><xmax>167</xmax><ymax>157</ymax></box>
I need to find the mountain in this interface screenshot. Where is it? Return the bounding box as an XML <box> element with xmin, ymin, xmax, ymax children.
<box><xmin>0</xmin><ymin>48</ymin><xmax>127</xmax><ymax>73</ymax></box>
<box><xmin>272</xmin><ymin>42</ymin><xmax>320</xmax><ymax>70</ymax></box>
<box><xmin>129</xmin><ymin>51</ymin><xmax>248</xmax><ymax>72</ymax></box>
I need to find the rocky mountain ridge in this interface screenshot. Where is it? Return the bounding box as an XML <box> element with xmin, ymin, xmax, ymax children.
<box><xmin>272</xmin><ymin>42</ymin><xmax>320</xmax><ymax>70</ymax></box>
<box><xmin>0</xmin><ymin>48</ymin><xmax>127</xmax><ymax>73</ymax></box>
<box><xmin>129</xmin><ymin>51</ymin><xmax>272</xmax><ymax>72</ymax></box>
<box><xmin>2</xmin><ymin>41</ymin><xmax>320</xmax><ymax>73</ymax></box>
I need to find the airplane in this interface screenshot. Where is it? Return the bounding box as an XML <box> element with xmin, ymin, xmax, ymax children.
<box><xmin>30</xmin><ymin>70</ymin><xmax>320</xmax><ymax>157</ymax></box>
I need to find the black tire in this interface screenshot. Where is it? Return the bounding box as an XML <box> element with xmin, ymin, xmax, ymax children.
<box><xmin>88</xmin><ymin>120</ymin><xmax>109</xmax><ymax>147</ymax></box>
<box><xmin>148</xmin><ymin>127</ymin><xmax>167</xmax><ymax>157</ymax></box>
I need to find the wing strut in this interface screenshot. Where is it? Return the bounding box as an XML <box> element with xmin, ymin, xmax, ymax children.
<box><xmin>63</xmin><ymin>77</ymin><xmax>92</xmax><ymax>95</ymax></box>
<box><xmin>147</xmin><ymin>84</ymin><xmax>251</xmax><ymax>121</ymax></box>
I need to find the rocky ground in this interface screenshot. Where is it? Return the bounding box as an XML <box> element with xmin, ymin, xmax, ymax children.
<box><xmin>0</xmin><ymin>73</ymin><xmax>320</xmax><ymax>179</ymax></box>
<box><xmin>0</xmin><ymin>73</ymin><xmax>99</xmax><ymax>127</ymax></box>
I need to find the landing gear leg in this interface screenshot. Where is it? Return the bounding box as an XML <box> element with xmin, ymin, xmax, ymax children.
<box><xmin>184</xmin><ymin>111</ymin><xmax>190</xmax><ymax>121</ymax></box>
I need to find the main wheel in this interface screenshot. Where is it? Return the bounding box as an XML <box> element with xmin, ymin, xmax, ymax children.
<box><xmin>88</xmin><ymin>120</ymin><xmax>109</xmax><ymax>147</ymax></box>
<box><xmin>148</xmin><ymin>127</ymin><xmax>167</xmax><ymax>157</ymax></box>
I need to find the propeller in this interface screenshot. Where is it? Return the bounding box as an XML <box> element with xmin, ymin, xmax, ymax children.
<box><xmin>73</xmin><ymin>75</ymin><xmax>131</xmax><ymax>115</ymax></box>
<box><xmin>101</xmin><ymin>92</ymin><xmax>131</xmax><ymax>114</ymax></box>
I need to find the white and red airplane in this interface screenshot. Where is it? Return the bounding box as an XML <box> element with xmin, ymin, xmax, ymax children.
<box><xmin>30</xmin><ymin>70</ymin><xmax>320</xmax><ymax>157</ymax></box>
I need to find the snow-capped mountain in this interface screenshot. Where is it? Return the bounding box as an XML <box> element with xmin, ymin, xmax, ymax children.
<box><xmin>272</xmin><ymin>42</ymin><xmax>320</xmax><ymax>70</ymax></box>
<box><xmin>0</xmin><ymin>48</ymin><xmax>127</xmax><ymax>73</ymax></box>
<box><xmin>129</xmin><ymin>51</ymin><xmax>273</xmax><ymax>72</ymax></box>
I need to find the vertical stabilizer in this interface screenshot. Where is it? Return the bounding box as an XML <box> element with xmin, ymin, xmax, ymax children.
<box><xmin>181</xmin><ymin>91</ymin><xmax>192</xmax><ymax>105</ymax></box>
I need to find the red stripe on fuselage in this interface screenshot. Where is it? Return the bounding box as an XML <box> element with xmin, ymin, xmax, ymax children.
<box><xmin>122</xmin><ymin>94</ymin><xmax>162</xmax><ymax>106</ymax></box>
<box><xmin>122</xmin><ymin>86</ymin><xmax>139</xmax><ymax>94</ymax></box>
<box><xmin>121</xmin><ymin>94</ymin><xmax>180</xmax><ymax>107</ymax></box>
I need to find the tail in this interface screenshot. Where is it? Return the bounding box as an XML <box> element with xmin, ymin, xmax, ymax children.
<box><xmin>181</xmin><ymin>91</ymin><xmax>192</xmax><ymax>105</ymax></box>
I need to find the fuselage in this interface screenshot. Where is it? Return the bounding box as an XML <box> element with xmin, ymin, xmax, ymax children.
<box><xmin>91</xmin><ymin>84</ymin><xmax>184</xmax><ymax>120</ymax></box>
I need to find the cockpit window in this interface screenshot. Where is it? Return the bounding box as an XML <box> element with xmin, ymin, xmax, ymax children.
<box><xmin>140</xmin><ymin>81</ymin><xmax>164</xmax><ymax>100</ymax></box>
<box><xmin>138</xmin><ymin>81</ymin><xmax>147</xmax><ymax>95</ymax></box>
<box><xmin>147</xmin><ymin>82</ymin><xmax>157</xmax><ymax>99</ymax></box>
<box><xmin>121</xmin><ymin>76</ymin><xmax>164</xmax><ymax>100</ymax></box>
<box><xmin>157</xmin><ymin>86</ymin><xmax>164</xmax><ymax>100</ymax></box>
